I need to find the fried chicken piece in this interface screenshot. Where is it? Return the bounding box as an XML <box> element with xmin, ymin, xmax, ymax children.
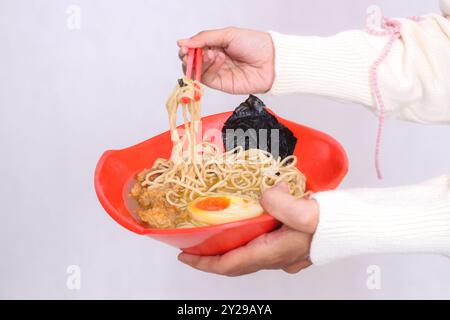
<box><xmin>130</xmin><ymin>168</ymin><xmax>163</xmax><ymax>208</ymax></box>
<box><xmin>130</xmin><ymin>181</ymin><xmax>189</xmax><ymax>229</ymax></box>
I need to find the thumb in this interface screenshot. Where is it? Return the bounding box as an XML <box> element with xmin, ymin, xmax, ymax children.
<box><xmin>177</xmin><ymin>27</ymin><xmax>234</xmax><ymax>48</ymax></box>
<box><xmin>260</xmin><ymin>183</ymin><xmax>319</xmax><ymax>234</ymax></box>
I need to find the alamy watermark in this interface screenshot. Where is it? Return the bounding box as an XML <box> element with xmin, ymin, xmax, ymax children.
<box><xmin>366</xmin><ymin>5</ymin><xmax>383</xmax><ymax>30</ymax></box>
<box><xmin>175</xmin><ymin>125</ymin><xmax>282</xmax><ymax>164</ymax></box>
<box><xmin>66</xmin><ymin>265</ymin><xmax>81</xmax><ymax>290</ymax></box>
<box><xmin>66</xmin><ymin>5</ymin><xmax>81</xmax><ymax>30</ymax></box>
<box><xmin>366</xmin><ymin>265</ymin><xmax>381</xmax><ymax>290</ymax></box>
<box><xmin>223</xmin><ymin>128</ymin><xmax>279</xmax><ymax>158</ymax></box>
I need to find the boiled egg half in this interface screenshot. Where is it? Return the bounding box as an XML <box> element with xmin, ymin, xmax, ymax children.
<box><xmin>187</xmin><ymin>195</ymin><xmax>264</xmax><ymax>225</ymax></box>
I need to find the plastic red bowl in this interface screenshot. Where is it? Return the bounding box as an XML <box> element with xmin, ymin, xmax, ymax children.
<box><xmin>94</xmin><ymin>110</ymin><xmax>348</xmax><ymax>255</ymax></box>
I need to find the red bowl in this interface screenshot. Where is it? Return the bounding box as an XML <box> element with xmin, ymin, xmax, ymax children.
<box><xmin>94</xmin><ymin>110</ymin><xmax>348</xmax><ymax>255</ymax></box>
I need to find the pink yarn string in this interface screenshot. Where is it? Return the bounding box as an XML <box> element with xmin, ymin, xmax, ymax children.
<box><xmin>366</xmin><ymin>18</ymin><xmax>400</xmax><ymax>179</ymax></box>
<box><xmin>366</xmin><ymin>15</ymin><xmax>423</xmax><ymax>179</ymax></box>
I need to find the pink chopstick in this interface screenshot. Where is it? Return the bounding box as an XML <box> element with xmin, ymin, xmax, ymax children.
<box><xmin>182</xmin><ymin>48</ymin><xmax>203</xmax><ymax>104</ymax></box>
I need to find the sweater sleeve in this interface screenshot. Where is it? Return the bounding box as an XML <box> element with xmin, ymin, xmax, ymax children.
<box><xmin>310</xmin><ymin>175</ymin><xmax>450</xmax><ymax>265</ymax></box>
<box><xmin>269</xmin><ymin>14</ymin><xmax>450</xmax><ymax>124</ymax></box>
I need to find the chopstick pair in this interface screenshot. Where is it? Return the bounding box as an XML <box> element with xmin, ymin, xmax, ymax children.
<box><xmin>181</xmin><ymin>48</ymin><xmax>203</xmax><ymax>104</ymax></box>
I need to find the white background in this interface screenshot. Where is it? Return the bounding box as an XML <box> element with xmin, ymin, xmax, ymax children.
<box><xmin>0</xmin><ymin>0</ymin><xmax>449</xmax><ymax>299</ymax></box>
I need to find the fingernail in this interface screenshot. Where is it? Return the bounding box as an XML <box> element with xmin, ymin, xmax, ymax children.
<box><xmin>178</xmin><ymin>252</ymin><xmax>194</xmax><ymax>264</ymax></box>
<box><xmin>275</xmin><ymin>181</ymin><xmax>287</xmax><ymax>188</ymax></box>
<box><xmin>274</xmin><ymin>182</ymin><xmax>289</xmax><ymax>192</ymax></box>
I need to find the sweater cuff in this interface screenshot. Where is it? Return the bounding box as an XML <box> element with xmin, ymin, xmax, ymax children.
<box><xmin>268</xmin><ymin>31</ymin><xmax>378</xmax><ymax>107</ymax></box>
<box><xmin>310</xmin><ymin>175</ymin><xmax>450</xmax><ymax>265</ymax></box>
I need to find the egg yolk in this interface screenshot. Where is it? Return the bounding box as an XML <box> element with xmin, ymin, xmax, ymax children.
<box><xmin>195</xmin><ymin>197</ymin><xmax>231</xmax><ymax>211</ymax></box>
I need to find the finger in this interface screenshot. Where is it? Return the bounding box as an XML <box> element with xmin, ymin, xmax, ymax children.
<box><xmin>177</xmin><ymin>230</ymin><xmax>280</xmax><ymax>276</ymax></box>
<box><xmin>178</xmin><ymin>46</ymin><xmax>188</xmax><ymax>60</ymax></box>
<box><xmin>202</xmin><ymin>51</ymin><xmax>226</xmax><ymax>86</ymax></box>
<box><xmin>260</xmin><ymin>183</ymin><xmax>319</xmax><ymax>233</ymax></box>
<box><xmin>178</xmin><ymin>227</ymin><xmax>309</xmax><ymax>276</ymax></box>
<box><xmin>282</xmin><ymin>259</ymin><xmax>312</xmax><ymax>274</ymax></box>
<box><xmin>179</xmin><ymin>51</ymin><xmax>188</xmax><ymax>66</ymax></box>
<box><xmin>178</xmin><ymin>245</ymin><xmax>258</xmax><ymax>276</ymax></box>
<box><xmin>177</xmin><ymin>27</ymin><xmax>235</xmax><ymax>49</ymax></box>
<box><xmin>179</xmin><ymin>49</ymin><xmax>188</xmax><ymax>75</ymax></box>
<box><xmin>200</xmin><ymin>49</ymin><xmax>216</xmax><ymax>74</ymax></box>
<box><xmin>203</xmin><ymin>49</ymin><xmax>215</xmax><ymax>66</ymax></box>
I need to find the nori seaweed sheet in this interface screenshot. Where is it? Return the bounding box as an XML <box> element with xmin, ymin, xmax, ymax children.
<box><xmin>221</xmin><ymin>95</ymin><xmax>297</xmax><ymax>159</ymax></box>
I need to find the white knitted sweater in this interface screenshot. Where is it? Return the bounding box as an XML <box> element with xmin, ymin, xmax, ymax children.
<box><xmin>269</xmin><ymin>1</ymin><xmax>450</xmax><ymax>265</ymax></box>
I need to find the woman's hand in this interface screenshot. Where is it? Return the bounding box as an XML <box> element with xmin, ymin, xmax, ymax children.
<box><xmin>177</xmin><ymin>27</ymin><xmax>275</xmax><ymax>94</ymax></box>
<box><xmin>178</xmin><ymin>183</ymin><xmax>319</xmax><ymax>276</ymax></box>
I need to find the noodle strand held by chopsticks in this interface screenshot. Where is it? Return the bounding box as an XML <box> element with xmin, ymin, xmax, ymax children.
<box><xmin>141</xmin><ymin>77</ymin><xmax>307</xmax><ymax>209</ymax></box>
